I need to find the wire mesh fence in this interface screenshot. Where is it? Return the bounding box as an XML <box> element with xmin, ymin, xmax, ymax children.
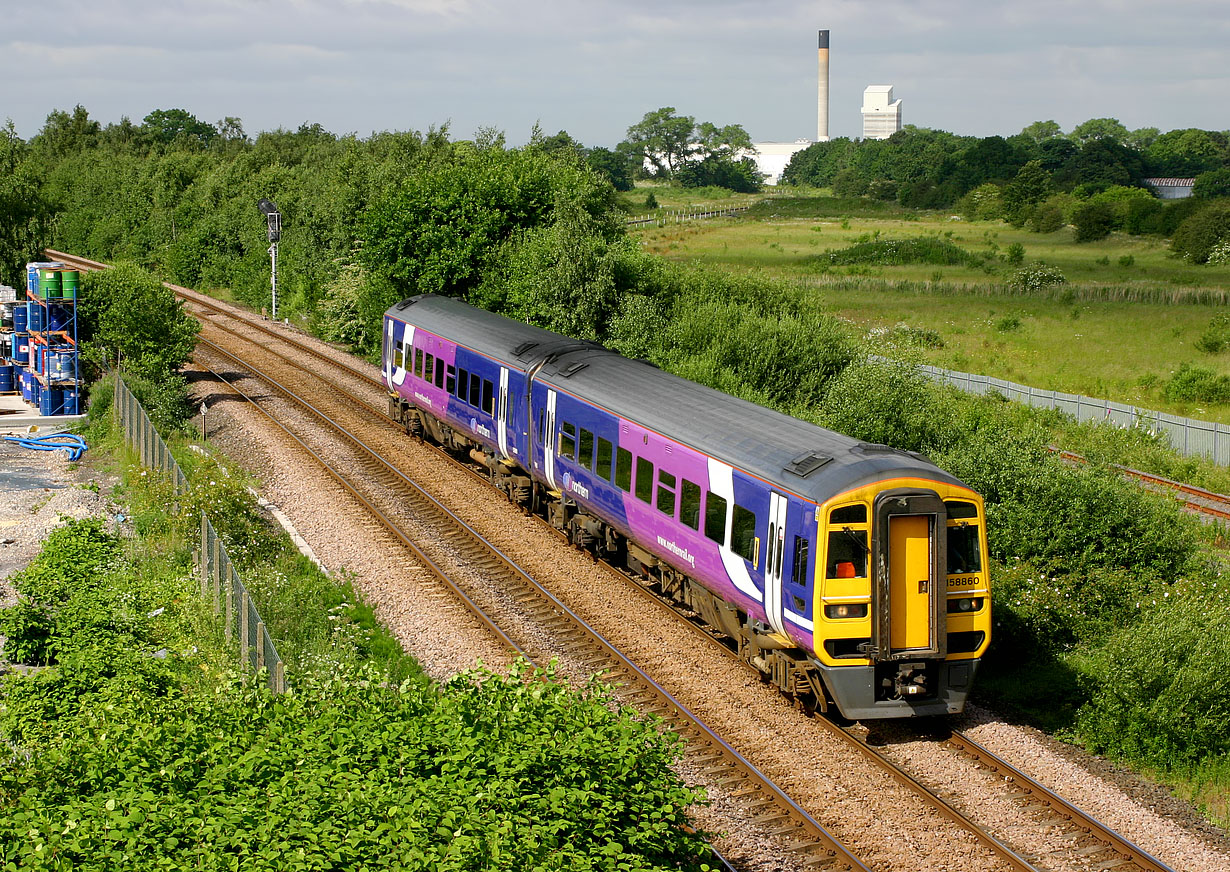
<box><xmin>919</xmin><ymin>364</ymin><xmax>1230</xmax><ymax>467</ymax></box>
<box><xmin>114</xmin><ymin>377</ymin><xmax>285</xmax><ymax>693</ymax></box>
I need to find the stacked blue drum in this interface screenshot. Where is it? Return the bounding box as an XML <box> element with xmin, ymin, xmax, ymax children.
<box><xmin>12</xmin><ymin>262</ymin><xmax>83</xmax><ymax>416</ymax></box>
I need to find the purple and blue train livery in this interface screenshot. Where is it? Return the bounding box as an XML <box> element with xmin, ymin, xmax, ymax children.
<box><xmin>384</xmin><ymin>295</ymin><xmax>992</xmax><ymax>720</ymax></box>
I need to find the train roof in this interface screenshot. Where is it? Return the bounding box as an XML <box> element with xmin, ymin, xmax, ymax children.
<box><xmin>386</xmin><ymin>295</ymin><xmax>968</xmax><ymax>504</ymax></box>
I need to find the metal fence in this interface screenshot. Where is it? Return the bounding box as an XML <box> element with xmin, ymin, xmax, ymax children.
<box><xmin>114</xmin><ymin>377</ymin><xmax>286</xmax><ymax>692</ymax></box>
<box><xmin>919</xmin><ymin>364</ymin><xmax>1230</xmax><ymax>466</ymax></box>
<box><xmin>625</xmin><ymin>205</ymin><xmax>749</xmax><ymax>226</ymax></box>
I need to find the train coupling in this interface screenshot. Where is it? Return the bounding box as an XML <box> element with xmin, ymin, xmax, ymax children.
<box><xmin>884</xmin><ymin>662</ymin><xmax>930</xmax><ymax>698</ymax></box>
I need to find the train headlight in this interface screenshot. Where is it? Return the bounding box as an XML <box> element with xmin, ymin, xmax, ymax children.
<box><xmin>946</xmin><ymin>597</ymin><xmax>983</xmax><ymax>613</ymax></box>
<box><xmin>824</xmin><ymin>603</ymin><xmax>868</xmax><ymax>619</ymax></box>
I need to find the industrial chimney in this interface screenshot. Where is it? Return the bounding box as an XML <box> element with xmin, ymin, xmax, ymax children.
<box><xmin>817</xmin><ymin>30</ymin><xmax>830</xmax><ymax>142</ymax></box>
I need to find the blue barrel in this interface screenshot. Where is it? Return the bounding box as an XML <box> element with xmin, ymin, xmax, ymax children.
<box><xmin>47</xmin><ymin>305</ymin><xmax>71</xmax><ymax>332</ymax></box>
<box><xmin>20</xmin><ymin>371</ymin><xmax>33</xmax><ymax>402</ymax></box>
<box><xmin>15</xmin><ymin>333</ymin><xmax>29</xmax><ymax>361</ymax></box>
<box><xmin>0</xmin><ymin>364</ymin><xmax>11</xmax><ymax>392</ymax></box>
<box><xmin>13</xmin><ymin>303</ymin><xmax>28</xmax><ymax>333</ymax></box>
<box><xmin>26</xmin><ymin>302</ymin><xmax>43</xmax><ymax>332</ymax></box>
<box><xmin>39</xmin><ymin>388</ymin><xmax>62</xmax><ymax>416</ymax></box>
<box><xmin>27</xmin><ymin>265</ymin><xmax>39</xmax><ymax>295</ymax></box>
<box><xmin>62</xmin><ymin>386</ymin><xmax>80</xmax><ymax>414</ymax></box>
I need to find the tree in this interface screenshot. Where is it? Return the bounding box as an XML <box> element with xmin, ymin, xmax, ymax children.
<box><xmin>623</xmin><ymin>107</ymin><xmax>696</xmax><ymax>177</ymax></box>
<box><xmin>586</xmin><ymin>145</ymin><xmax>635</xmax><ymax>191</ymax></box>
<box><xmin>678</xmin><ymin>155</ymin><xmax>762</xmax><ymax>193</ymax></box>
<box><xmin>1002</xmin><ymin>160</ymin><xmax>1053</xmax><ymax>226</ymax></box>
<box><xmin>1125</xmin><ymin>127</ymin><xmax>1160</xmax><ymax>150</ymax></box>
<box><xmin>1193</xmin><ymin>168</ymin><xmax>1230</xmax><ymax>199</ymax></box>
<box><xmin>1020</xmin><ymin>120</ymin><xmax>1062</xmax><ymax>143</ymax></box>
<box><xmin>1146</xmin><ymin>128</ymin><xmax>1228</xmax><ymax>177</ymax></box>
<box><xmin>29</xmin><ymin>105</ymin><xmax>100</xmax><ymax>161</ymax></box>
<box><xmin>142</xmin><ymin>108</ymin><xmax>217</xmax><ymax>148</ymax></box>
<box><xmin>78</xmin><ymin>263</ymin><xmax>200</xmax><ymax>381</ymax></box>
<box><xmin>1171</xmin><ymin>203</ymin><xmax>1230</xmax><ymax>263</ymax></box>
<box><xmin>1069</xmin><ymin>117</ymin><xmax>1129</xmax><ymax>145</ymax></box>
<box><xmin>1071</xmin><ymin>200</ymin><xmax>1118</xmax><ymax>242</ymax></box>
<box><xmin>0</xmin><ymin>121</ymin><xmax>53</xmax><ymax>287</ymax></box>
<box><xmin>693</xmin><ymin>121</ymin><xmax>753</xmax><ymax>161</ymax></box>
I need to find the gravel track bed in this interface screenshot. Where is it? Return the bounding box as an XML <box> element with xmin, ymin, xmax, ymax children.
<box><xmin>188</xmin><ymin>307</ymin><xmax>1230</xmax><ymax>872</ymax></box>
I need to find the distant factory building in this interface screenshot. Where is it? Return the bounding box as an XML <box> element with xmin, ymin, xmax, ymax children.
<box><xmin>861</xmin><ymin>85</ymin><xmax>902</xmax><ymax>140</ymax></box>
<box><xmin>748</xmin><ymin>140</ymin><xmax>813</xmax><ymax>185</ymax></box>
<box><xmin>1143</xmin><ymin>177</ymin><xmax>1196</xmax><ymax>200</ymax></box>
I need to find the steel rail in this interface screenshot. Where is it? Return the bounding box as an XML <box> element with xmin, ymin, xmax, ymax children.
<box><xmin>190</xmin><ymin>332</ymin><xmax>867</xmax><ymax>872</ymax></box>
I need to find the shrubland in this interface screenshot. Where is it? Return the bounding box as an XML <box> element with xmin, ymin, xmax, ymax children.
<box><xmin>0</xmin><ymin>388</ymin><xmax>712</xmax><ymax>870</ymax></box>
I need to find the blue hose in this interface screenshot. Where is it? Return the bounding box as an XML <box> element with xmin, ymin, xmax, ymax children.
<box><xmin>3</xmin><ymin>433</ymin><xmax>89</xmax><ymax>461</ymax></box>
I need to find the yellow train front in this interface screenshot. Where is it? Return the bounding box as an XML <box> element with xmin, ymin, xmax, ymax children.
<box><xmin>809</xmin><ymin>478</ymin><xmax>990</xmax><ymax>720</ymax></box>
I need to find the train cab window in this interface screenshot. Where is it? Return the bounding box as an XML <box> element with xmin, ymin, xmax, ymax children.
<box><xmin>830</xmin><ymin>504</ymin><xmax>866</xmax><ymax>525</ymax></box>
<box><xmin>470</xmin><ymin>373</ymin><xmax>482</xmax><ymax>407</ymax></box>
<box><xmin>827</xmin><ymin>504</ymin><xmax>869</xmax><ymax>579</ymax></box>
<box><xmin>596</xmin><ymin>438</ymin><xmax>613</xmax><ymax>481</ymax></box>
<box><xmin>616</xmin><ymin>448</ymin><xmax>632</xmax><ymax>491</ymax></box>
<box><xmin>791</xmin><ymin>536</ymin><xmax>810</xmax><ymax>587</ymax></box>
<box><xmin>947</xmin><ymin>526</ymin><xmax>982</xmax><ymax>575</ymax></box>
<box><xmin>435</xmin><ymin>362</ymin><xmax>446</xmax><ymax>390</ymax></box>
<box><xmin>424</xmin><ymin>354</ymin><xmax>434</xmax><ymax>384</ymax></box>
<box><xmin>731</xmin><ymin>504</ymin><xmax>757</xmax><ymax>565</ymax></box>
<box><xmin>704</xmin><ymin>492</ymin><xmax>727</xmax><ymax>543</ymax></box>
<box><xmin>482</xmin><ymin>379</ymin><xmax>494</xmax><ymax>415</ymax></box>
<box><xmin>945</xmin><ymin>500</ymin><xmax>978</xmax><ymax>520</ymax></box>
<box><xmin>457</xmin><ymin>368</ymin><xmax>469</xmax><ymax>403</ymax></box>
<box><xmin>559</xmin><ymin>422</ymin><xmax>576</xmax><ymax>460</ymax></box>
<box><xmin>578</xmin><ymin>429</ymin><xmax>594</xmax><ymax>470</ymax></box>
<box><xmin>445</xmin><ymin>365</ymin><xmax>456</xmax><ymax>395</ymax></box>
<box><xmin>635</xmin><ymin>457</ymin><xmax>654</xmax><ymax>503</ymax></box>
<box><xmin>656</xmin><ymin>470</ymin><xmax>676</xmax><ymax>516</ymax></box>
<box><xmin>680</xmin><ymin>480</ymin><xmax>701</xmax><ymax>530</ymax></box>
<box><xmin>415</xmin><ymin>348</ymin><xmax>424</xmax><ymax>378</ymax></box>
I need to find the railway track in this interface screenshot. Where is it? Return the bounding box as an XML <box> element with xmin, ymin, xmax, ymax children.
<box><xmin>48</xmin><ymin>249</ymin><xmax>1182</xmax><ymax>871</ymax></box>
<box><xmin>190</xmin><ymin>332</ymin><xmax>865</xmax><ymax>870</ymax></box>
<box><xmin>1055</xmin><ymin>449</ymin><xmax>1230</xmax><ymax>524</ymax></box>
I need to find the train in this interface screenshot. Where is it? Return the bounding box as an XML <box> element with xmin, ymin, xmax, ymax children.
<box><xmin>383</xmin><ymin>295</ymin><xmax>991</xmax><ymax>719</ymax></box>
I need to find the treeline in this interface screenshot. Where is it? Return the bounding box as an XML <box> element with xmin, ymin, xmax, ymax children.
<box><xmin>782</xmin><ymin>119</ymin><xmax>1230</xmax><ymax>254</ymax></box>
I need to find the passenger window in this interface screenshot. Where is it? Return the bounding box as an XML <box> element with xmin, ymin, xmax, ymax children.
<box><xmin>704</xmin><ymin>492</ymin><xmax>727</xmax><ymax>543</ymax></box>
<box><xmin>435</xmin><ymin>361</ymin><xmax>445</xmax><ymax>389</ymax></box>
<box><xmin>559</xmin><ymin>422</ymin><xmax>576</xmax><ymax>460</ymax></box>
<box><xmin>731</xmin><ymin>504</ymin><xmax>757</xmax><ymax>565</ymax></box>
<box><xmin>635</xmin><ymin>457</ymin><xmax>654</xmax><ymax>503</ymax></box>
<box><xmin>445</xmin><ymin>365</ymin><xmax>456</xmax><ymax>395</ymax></box>
<box><xmin>579</xmin><ymin>429</ymin><xmax>594</xmax><ymax>470</ymax></box>
<box><xmin>457</xmin><ymin>368</ymin><xmax>469</xmax><ymax>402</ymax></box>
<box><xmin>424</xmin><ymin>354</ymin><xmax>434</xmax><ymax>384</ymax></box>
<box><xmin>415</xmin><ymin>348</ymin><xmax>424</xmax><ymax>377</ymax></box>
<box><xmin>482</xmin><ymin>379</ymin><xmax>494</xmax><ymax>415</ymax></box>
<box><xmin>791</xmin><ymin>537</ymin><xmax>810</xmax><ymax>587</ymax></box>
<box><xmin>680</xmin><ymin>480</ymin><xmax>700</xmax><ymax>530</ymax></box>
<box><xmin>615</xmin><ymin>448</ymin><xmax>632</xmax><ymax>491</ymax></box>
<box><xmin>470</xmin><ymin>373</ymin><xmax>481</xmax><ymax>407</ymax></box>
<box><xmin>656</xmin><ymin>469</ymin><xmax>676</xmax><ymax>516</ymax></box>
<box><xmin>537</xmin><ymin>409</ymin><xmax>545</xmax><ymax>443</ymax></box>
<box><xmin>596</xmin><ymin>438</ymin><xmax>613</xmax><ymax>481</ymax></box>
<box><xmin>947</xmin><ymin>525</ymin><xmax>982</xmax><ymax>574</ymax></box>
<box><xmin>826</xmin><ymin>530</ymin><xmax>868</xmax><ymax>579</ymax></box>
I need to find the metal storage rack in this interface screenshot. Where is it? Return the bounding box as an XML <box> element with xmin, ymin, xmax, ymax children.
<box><xmin>22</xmin><ymin>263</ymin><xmax>80</xmax><ymax>415</ymax></box>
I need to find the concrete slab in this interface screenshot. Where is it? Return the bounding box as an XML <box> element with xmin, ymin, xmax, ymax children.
<box><xmin>0</xmin><ymin>392</ymin><xmax>85</xmax><ymax>432</ymax></box>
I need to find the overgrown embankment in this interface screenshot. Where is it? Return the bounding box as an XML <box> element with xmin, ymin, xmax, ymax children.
<box><xmin>0</xmin><ymin>387</ymin><xmax>712</xmax><ymax>871</ymax></box>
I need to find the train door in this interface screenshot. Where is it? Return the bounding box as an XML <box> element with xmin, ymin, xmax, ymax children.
<box><xmin>543</xmin><ymin>388</ymin><xmax>558</xmax><ymax>489</ymax></box>
<box><xmin>872</xmin><ymin>490</ymin><xmax>946</xmax><ymax>658</ymax></box>
<box><xmin>763</xmin><ymin>491</ymin><xmax>789</xmax><ymax>637</ymax></box>
<box><xmin>392</xmin><ymin>325</ymin><xmax>412</xmax><ymax>388</ymax></box>
<box><xmin>497</xmin><ymin>367</ymin><xmax>510</xmax><ymax>460</ymax></box>
<box><xmin>382</xmin><ymin>319</ymin><xmax>395</xmax><ymax>388</ymax></box>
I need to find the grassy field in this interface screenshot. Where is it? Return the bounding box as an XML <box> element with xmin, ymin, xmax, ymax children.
<box><xmin>632</xmin><ymin>188</ymin><xmax>1230</xmax><ymax>423</ymax></box>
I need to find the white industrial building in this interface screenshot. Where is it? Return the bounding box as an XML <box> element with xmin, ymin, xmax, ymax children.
<box><xmin>747</xmin><ymin>141</ymin><xmax>813</xmax><ymax>185</ymax></box>
<box><xmin>861</xmin><ymin>85</ymin><xmax>902</xmax><ymax>140</ymax></box>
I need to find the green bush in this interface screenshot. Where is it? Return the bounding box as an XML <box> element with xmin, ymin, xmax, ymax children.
<box><xmin>1164</xmin><ymin>363</ymin><xmax>1230</xmax><ymax>404</ymax></box>
<box><xmin>824</xmin><ymin>236</ymin><xmax>980</xmax><ymax>268</ymax></box>
<box><xmin>1071</xmin><ymin>200</ymin><xmax>1117</xmax><ymax>242</ymax></box>
<box><xmin>1171</xmin><ymin>202</ymin><xmax>1230</xmax><ymax>263</ymax></box>
<box><xmin>1195</xmin><ymin>314</ymin><xmax>1230</xmax><ymax>354</ymax></box>
<box><xmin>1077</xmin><ymin>586</ymin><xmax>1230</xmax><ymax>766</ymax></box>
<box><xmin>1027</xmin><ymin>202</ymin><xmax>1066</xmax><ymax>233</ymax></box>
<box><xmin>1006</xmin><ymin>262</ymin><xmax>1066</xmax><ymax>293</ymax></box>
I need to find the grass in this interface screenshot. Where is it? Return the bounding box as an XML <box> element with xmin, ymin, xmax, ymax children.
<box><xmin>632</xmin><ymin>193</ymin><xmax>1230</xmax><ymax>423</ymax></box>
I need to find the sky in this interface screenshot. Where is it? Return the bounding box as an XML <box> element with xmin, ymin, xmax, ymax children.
<box><xmin>4</xmin><ymin>0</ymin><xmax>1230</xmax><ymax>146</ymax></box>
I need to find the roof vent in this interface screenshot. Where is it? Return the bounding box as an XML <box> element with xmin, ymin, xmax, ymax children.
<box><xmin>558</xmin><ymin>361</ymin><xmax>590</xmax><ymax>378</ymax></box>
<box><xmin>785</xmin><ymin>450</ymin><xmax>833</xmax><ymax>478</ymax></box>
<box><xmin>512</xmin><ymin>340</ymin><xmax>539</xmax><ymax>357</ymax></box>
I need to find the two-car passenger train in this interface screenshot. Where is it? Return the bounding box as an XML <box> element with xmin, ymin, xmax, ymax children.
<box><xmin>383</xmin><ymin>295</ymin><xmax>990</xmax><ymax>719</ymax></box>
